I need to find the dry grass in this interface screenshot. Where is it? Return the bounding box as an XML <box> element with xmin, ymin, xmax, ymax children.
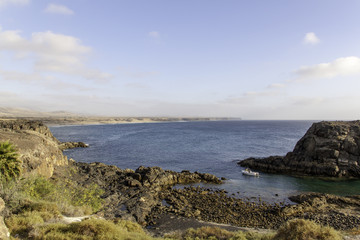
<box><xmin>30</xmin><ymin>218</ymin><xmax>160</xmax><ymax>240</ymax></box>
<box><xmin>274</xmin><ymin>219</ymin><xmax>343</xmax><ymax>240</ymax></box>
<box><xmin>180</xmin><ymin>226</ymin><xmax>274</xmax><ymax>240</ymax></box>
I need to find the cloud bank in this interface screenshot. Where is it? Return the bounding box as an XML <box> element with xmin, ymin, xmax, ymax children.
<box><xmin>294</xmin><ymin>56</ymin><xmax>360</xmax><ymax>80</ymax></box>
<box><xmin>0</xmin><ymin>27</ymin><xmax>112</xmax><ymax>82</ymax></box>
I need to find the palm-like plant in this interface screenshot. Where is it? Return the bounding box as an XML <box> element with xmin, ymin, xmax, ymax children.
<box><xmin>0</xmin><ymin>141</ymin><xmax>22</xmax><ymax>182</ymax></box>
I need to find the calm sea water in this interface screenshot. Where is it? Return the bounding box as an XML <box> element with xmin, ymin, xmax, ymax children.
<box><xmin>50</xmin><ymin>120</ymin><xmax>360</xmax><ymax>203</ymax></box>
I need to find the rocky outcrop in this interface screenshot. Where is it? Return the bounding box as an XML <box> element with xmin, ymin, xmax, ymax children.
<box><xmin>59</xmin><ymin>141</ymin><xmax>89</xmax><ymax>150</ymax></box>
<box><xmin>0</xmin><ymin>198</ymin><xmax>10</xmax><ymax>240</ymax></box>
<box><xmin>239</xmin><ymin>121</ymin><xmax>360</xmax><ymax>178</ymax></box>
<box><xmin>54</xmin><ymin>162</ymin><xmax>223</xmax><ymax>225</ymax></box>
<box><xmin>0</xmin><ymin>120</ymin><xmax>60</xmax><ymax>143</ymax></box>
<box><xmin>0</xmin><ymin>120</ymin><xmax>68</xmax><ymax>178</ymax></box>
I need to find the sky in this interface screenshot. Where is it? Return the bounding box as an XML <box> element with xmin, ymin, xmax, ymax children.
<box><xmin>0</xmin><ymin>0</ymin><xmax>360</xmax><ymax>120</ymax></box>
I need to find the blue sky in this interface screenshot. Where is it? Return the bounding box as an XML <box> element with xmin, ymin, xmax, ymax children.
<box><xmin>1</xmin><ymin>0</ymin><xmax>360</xmax><ymax>119</ymax></box>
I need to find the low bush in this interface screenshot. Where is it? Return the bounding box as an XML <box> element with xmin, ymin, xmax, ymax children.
<box><xmin>20</xmin><ymin>200</ymin><xmax>61</xmax><ymax>220</ymax></box>
<box><xmin>5</xmin><ymin>211</ymin><xmax>45</xmax><ymax>237</ymax></box>
<box><xmin>273</xmin><ymin>219</ymin><xmax>343</xmax><ymax>240</ymax></box>
<box><xmin>20</xmin><ymin>176</ymin><xmax>104</xmax><ymax>215</ymax></box>
<box><xmin>115</xmin><ymin>218</ymin><xmax>146</xmax><ymax>233</ymax></box>
<box><xmin>21</xmin><ymin>176</ymin><xmax>56</xmax><ymax>200</ymax></box>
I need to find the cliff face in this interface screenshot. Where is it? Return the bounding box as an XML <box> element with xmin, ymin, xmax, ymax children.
<box><xmin>0</xmin><ymin>120</ymin><xmax>68</xmax><ymax>178</ymax></box>
<box><xmin>239</xmin><ymin>121</ymin><xmax>360</xmax><ymax>178</ymax></box>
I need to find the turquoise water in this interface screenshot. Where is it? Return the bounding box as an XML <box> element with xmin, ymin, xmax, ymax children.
<box><xmin>50</xmin><ymin>120</ymin><xmax>360</xmax><ymax>203</ymax></box>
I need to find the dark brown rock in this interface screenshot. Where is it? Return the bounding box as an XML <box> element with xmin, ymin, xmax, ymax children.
<box><xmin>54</xmin><ymin>162</ymin><xmax>222</xmax><ymax>225</ymax></box>
<box><xmin>59</xmin><ymin>141</ymin><xmax>89</xmax><ymax>150</ymax></box>
<box><xmin>239</xmin><ymin>121</ymin><xmax>360</xmax><ymax>178</ymax></box>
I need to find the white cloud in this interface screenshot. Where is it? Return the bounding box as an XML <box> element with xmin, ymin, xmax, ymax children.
<box><xmin>0</xmin><ymin>0</ymin><xmax>29</xmax><ymax>8</ymax></box>
<box><xmin>303</xmin><ymin>32</ymin><xmax>320</xmax><ymax>45</ymax></box>
<box><xmin>44</xmin><ymin>3</ymin><xmax>74</xmax><ymax>15</ymax></box>
<box><xmin>294</xmin><ymin>56</ymin><xmax>360</xmax><ymax>80</ymax></box>
<box><xmin>0</xmin><ymin>27</ymin><xmax>112</xmax><ymax>82</ymax></box>
<box><xmin>149</xmin><ymin>31</ymin><xmax>160</xmax><ymax>38</ymax></box>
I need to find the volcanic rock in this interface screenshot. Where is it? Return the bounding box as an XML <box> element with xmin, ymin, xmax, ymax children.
<box><xmin>59</xmin><ymin>141</ymin><xmax>89</xmax><ymax>150</ymax></box>
<box><xmin>239</xmin><ymin>121</ymin><xmax>360</xmax><ymax>177</ymax></box>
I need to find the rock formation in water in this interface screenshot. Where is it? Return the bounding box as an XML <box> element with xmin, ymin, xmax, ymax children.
<box><xmin>239</xmin><ymin>121</ymin><xmax>360</xmax><ymax>178</ymax></box>
<box><xmin>59</xmin><ymin>141</ymin><xmax>88</xmax><ymax>150</ymax></box>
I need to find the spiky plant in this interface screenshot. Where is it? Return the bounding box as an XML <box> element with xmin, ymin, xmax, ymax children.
<box><xmin>0</xmin><ymin>141</ymin><xmax>22</xmax><ymax>182</ymax></box>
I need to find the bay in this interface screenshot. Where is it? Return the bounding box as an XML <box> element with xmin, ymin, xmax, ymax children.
<box><xmin>50</xmin><ymin>120</ymin><xmax>360</xmax><ymax>203</ymax></box>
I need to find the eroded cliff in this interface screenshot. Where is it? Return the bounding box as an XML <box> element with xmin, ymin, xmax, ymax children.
<box><xmin>0</xmin><ymin>120</ymin><xmax>68</xmax><ymax>178</ymax></box>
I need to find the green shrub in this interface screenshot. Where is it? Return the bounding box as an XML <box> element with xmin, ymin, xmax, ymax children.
<box><xmin>21</xmin><ymin>176</ymin><xmax>56</xmax><ymax>200</ymax></box>
<box><xmin>273</xmin><ymin>219</ymin><xmax>343</xmax><ymax>240</ymax></box>
<box><xmin>5</xmin><ymin>211</ymin><xmax>45</xmax><ymax>236</ymax></box>
<box><xmin>0</xmin><ymin>141</ymin><xmax>21</xmax><ymax>182</ymax></box>
<box><xmin>115</xmin><ymin>218</ymin><xmax>146</xmax><ymax>233</ymax></box>
<box><xmin>0</xmin><ymin>178</ymin><xmax>25</xmax><ymax>211</ymax></box>
<box><xmin>21</xmin><ymin>200</ymin><xmax>61</xmax><ymax>220</ymax></box>
<box><xmin>20</xmin><ymin>176</ymin><xmax>104</xmax><ymax>215</ymax></box>
<box><xmin>70</xmin><ymin>183</ymin><xmax>104</xmax><ymax>212</ymax></box>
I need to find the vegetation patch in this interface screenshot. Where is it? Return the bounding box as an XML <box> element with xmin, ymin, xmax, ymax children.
<box><xmin>30</xmin><ymin>218</ymin><xmax>160</xmax><ymax>240</ymax></box>
<box><xmin>273</xmin><ymin>219</ymin><xmax>343</xmax><ymax>240</ymax></box>
<box><xmin>0</xmin><ymin>141</ymin><xmax>21</xmax><ymax>182</ymax></box>
<box><xmin>20</xmin><ymin>175</ymin><xmax>104</xmax><ymax>215</ymax></box>
<box><xmin>176</xmin><ymin>226</ymin><xmax>274</xmax><ymax>240</ymax></box>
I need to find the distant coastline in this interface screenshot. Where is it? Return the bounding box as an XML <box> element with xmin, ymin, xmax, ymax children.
<box><xmin>0</xmin><ymin>116</ymin><xmax>238</xmax><ymax>126</ymax></box>
<box><xmin>0</xmin><ymin>107</ymin><xmax>238</xmax><ymax>126</ymax></box>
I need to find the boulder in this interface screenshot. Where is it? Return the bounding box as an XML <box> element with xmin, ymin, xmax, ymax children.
<box><xmin>239</xmin><ymin>121</ymin><xmax>360</xmax><ymax>177</ymax></box>
<box><xmin>59</xmin><ymin>141</ymin><xmax>89</xmax><ymax>150</ymax></box>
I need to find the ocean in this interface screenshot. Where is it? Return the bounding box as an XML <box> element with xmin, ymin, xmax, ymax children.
<box><xmin>50</xmin><ymin>120</ymin><xmax>360</xmax><ymax>203</ymax></box>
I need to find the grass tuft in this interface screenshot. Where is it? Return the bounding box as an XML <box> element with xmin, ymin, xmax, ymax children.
<box><xmin>273</xmin><ymin>218</ymin><xmax>343</xmax><ymax>240</ymax></box>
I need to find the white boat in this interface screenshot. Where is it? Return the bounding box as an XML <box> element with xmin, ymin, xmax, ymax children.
<box><xmin>242</xmin><ymin>169</ymin><xmax>259</xmax><ymax>177</ymax></box>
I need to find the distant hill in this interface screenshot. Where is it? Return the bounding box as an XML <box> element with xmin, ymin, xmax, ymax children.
<box><xmin>0</xmin><ymin>107</ymin><xmax>80</xmax><ymax>118</ymax></box>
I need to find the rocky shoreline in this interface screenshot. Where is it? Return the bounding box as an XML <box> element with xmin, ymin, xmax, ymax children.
<box><xmin>53</xmin><ymin>161</ymin><xmax>360</xmax><ymax>233</ymax></box>
<box><xmin>1</xmin><ymin>119</ymin><xmax>360</xmax><ymax>237</ymax></box>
